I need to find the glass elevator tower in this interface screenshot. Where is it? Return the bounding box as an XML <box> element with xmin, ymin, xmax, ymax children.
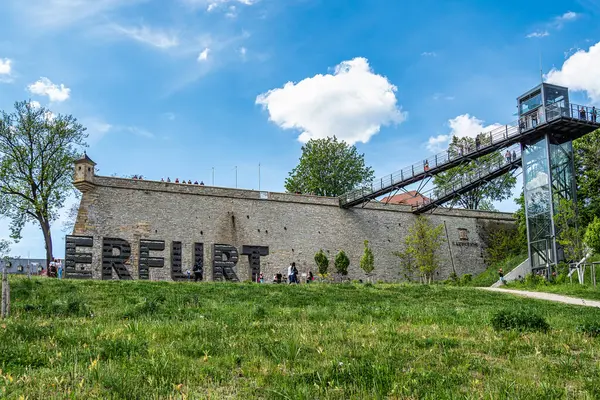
<box><xmin>518</xmin><ymin>83</ymin><xmax>577</xmax><ymax>271</ymax></box>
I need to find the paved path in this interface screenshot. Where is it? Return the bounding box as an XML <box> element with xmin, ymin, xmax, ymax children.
<box><xmin>480</xmin><ymin>287</ymin><xmax>600</xmax><ymax>308</ymax></box>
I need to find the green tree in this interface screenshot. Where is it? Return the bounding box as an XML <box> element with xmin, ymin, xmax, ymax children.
<box><xmin>573</xmin><ymin>129</ymin><xmax>600</xmax><ymax>227</ymax></box>
<box><xmin>397</xmin><ymin>216</ymin><xmax>444</xmax><ymax>284</ymax></box>
<box><xmin>334</xmin><ymin>250</ymin><xmax>350</xmax><ymax>276</ymax></box>
<box><xmin>360</xmin><ymin>240</ymin><xmax>375</xmax><ymax>280</ymax></box>
<box><xmin>554</xmin><ymin>198</ymin><xmax>584</xmax><ymax>262</ymax></box>
<box><xmin>433</xmin><ymin>136</ymin><xmax>516</xmax><ymax>210</ymax></box>
<box><xmin>285</xmin><ymin>136</ymin><xmax>374</xmax><ymax>197</ymax></box>
<box><xmin>0</xmin><ymin>101</ymin><xmax>87</xmax><ymax>269</ymax></box>
<box><xmin>0</xmin><ymin>239</ymin><xmax>10</xmax><ymax>260</ymax></box>
<box><xmin>314</xmin><ymin>249</ymin><xmax>329</xmax><ymax>276</ymax></box>
<box><xmin>513</xmin><ymin>192</ymin><xmax>528</xmax><ymax>244</ymax></box>
<box><xmin>584</xmin><ymin>217</ymin><xmax>600</xmax><ymax>255</ymax></box>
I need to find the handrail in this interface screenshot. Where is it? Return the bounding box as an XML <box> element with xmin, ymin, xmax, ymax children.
<box><xmin>339</xmin><ymin>102</ymin><xmax>597</xmax><ymax>206</ymax></box>
<box><xmin>413</xmin><ymin>144</ymin><xmax>522</xmax><ymax>209</ymax></box>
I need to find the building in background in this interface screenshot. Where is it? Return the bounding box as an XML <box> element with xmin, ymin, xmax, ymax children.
<box><xmin>0</xmin><ymin>258</ymin><xmax>48</xmax><ymax>275</ymax></box>
<box><xmin>380</xmin><ymin>191</ymin><xmax>430</xmax><ymax>207</ymax></box>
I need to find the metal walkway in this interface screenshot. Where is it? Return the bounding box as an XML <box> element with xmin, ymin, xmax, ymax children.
<box><xmin>339</xmin><ymin>103</ymin><xmax>599</xmax><ymax>208</ymax></box>
<box><xmin>412</xmin><ymin>145</ymin><xmax>522</xmax><ymax>213</ymax></box>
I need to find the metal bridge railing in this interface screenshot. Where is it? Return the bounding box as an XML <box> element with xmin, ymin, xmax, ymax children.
<box><xmin>339</xmin><ymin>102</ymin><xmax>595</xmax><ymax>207</ymax></box>
<box><xmin>414</xmin><ymin>144</ymin><xmax>522</xmax><ymax>210</ymax></box>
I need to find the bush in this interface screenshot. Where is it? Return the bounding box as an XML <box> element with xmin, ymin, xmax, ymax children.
<box><xmin>585</xmin><ymin>216</ymin><xmax>600</xmax><ymax>255</ymax></box>
<box><xmin>490</xmin><ymin>310</ymin><xmax>550</xmax><ymax>333</ymax></box>
<box><xmin>314</xmin><ymin>249</ymin><xmax>329</xmax><ymax>276</ymax></box>
<box><xmin>577</xmin><ymin>321</ymin><xmax>600</xmax><ymax>337</ymax></box>
<box><xmin>360</xmin><ymin>240</ymin><xmax>375</xmax><ymax>276</ymax></box>
<box><xmin>460</xmin><ymin>274</ymin><xmax>472</xmax><ymax>285</ymax></box>
<box><xmin>334</xmin><ymin>250</ymin><xmax>350</xmax><ymax>276</ymax></box>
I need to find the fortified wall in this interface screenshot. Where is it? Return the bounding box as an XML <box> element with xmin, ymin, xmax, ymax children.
<box><xmin>68</xmin><ymin>156</ymin><xmax>516</xmax><ymax>282</ymax></box>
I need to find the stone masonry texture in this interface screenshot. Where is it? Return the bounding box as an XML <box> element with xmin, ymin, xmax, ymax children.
<box><xmin>71</xmin><ymin>173</ymin><xmax>515</xmax><ymax>282</ymax></box>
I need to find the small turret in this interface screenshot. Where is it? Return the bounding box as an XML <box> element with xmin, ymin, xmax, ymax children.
<box><xmin>73</xmin><ymin>151</ymin><xmax>96</xmax><ymax>192</ymax></box>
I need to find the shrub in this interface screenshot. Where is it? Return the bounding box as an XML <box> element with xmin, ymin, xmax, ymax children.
<box><xmin>577</xmin><ymin>321</ymin><xmax>600</xmax><ymax>337</ymax></box>
<box><xmin>314</xmin><ymin>249</ymin><xmax>329</xmax><ymax>276</ymax></box>
<box><xmin>334</xmin><ymin>250</ymin><xmax>350</xmax><ymax>276</ymax></box>
<box><xmin>360</xmin><ymin>240</ymin><xmax>375</xmax><ymax>276</ymax></box>
<box><xmin>460</xmin><ymin>274</ymin><xmax>472</xmax><ymax>285</ymax></box>
<box><xmin>524</xmin><ymin>273</ymin><xmax>546</xmax><ymax>286</ymax></box>
<box><xmin>585</xmin><ymin>216</ymin><xmax>600</xmax><ymax>255</ymax></box>
<box><xmin>490</xmin><ymin>310</ymin><xmax>550</xmax><ymax>333</ymax></box>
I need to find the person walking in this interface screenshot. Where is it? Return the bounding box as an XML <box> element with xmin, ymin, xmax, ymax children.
<box><xmin>57</xmin><ymin>259</ymin><xmax>63</xmax><ymax>279</ymax></box>
<box><xmin>505</xmin><ymin>150</ymin><xmax>511</xmax><ymax>164</ymax></box>
<box><xmin>498</xmin><ymin>268</ymin><xmax>506</xmax><ymax>285</ymax></box>
<box><xmin>287</xmin><ymin>263</ymin><xmax>294</xmax><ymax>284</ymax></box>
<box><xmin>592</xmin><ymin>106</ymin><xmax>597</xmax><ymax>123</ymax></box>
<box><xmin>580</xmin><ymin>106</ymin><xmax>587</xmax><ymax>120</ymax></box>
<box><xmin>512</xmin><ymin>150</ymin><xmax>517</xmax><ymax>162</ymax></box>
<box><xmin>193</xmin><ymin>261</ymin><xmax>203</xmax><ymax>282</ymax></box>
<box><xmin>292</xmin><ymin>262</ymin><xmax>299</xmax><ymax>284</ymax></box>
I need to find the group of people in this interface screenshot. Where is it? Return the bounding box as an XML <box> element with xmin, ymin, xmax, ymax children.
<box><xmin>162</xmin><ymin>178</ymin><xmax>205</xmax><ymax>185</ymax></box>
<box><xmin>47</xmin><ymin>258</ymin><xmax>63</xmax><ymax>279</ymax></box>
<box><xmin>580</xmin><ymin>106</ymin><xmax>597</xmax><ymax>123</ymax></box>
<box><xmin>131</xmin><ymin>175</ymin><xmax>206</xmax><ymax>185</ymax></box>
<box><xmin>184</xmin><ymin>261</ymin><xmax>204</xmax><ymax>281</ymax></box>
<box><xmin>504</xmin><ymin>149</ymin><xmax>518</xmax><ymax>164</ymax></box>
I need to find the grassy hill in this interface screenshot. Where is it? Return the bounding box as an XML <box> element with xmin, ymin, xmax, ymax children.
<box><xmin>1</xmin><ymin>278</ymin><xmax>600</xmax><ymax>399</ymax></box>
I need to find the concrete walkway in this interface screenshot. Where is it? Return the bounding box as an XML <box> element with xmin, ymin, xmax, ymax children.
<box><xmin>480</xmin><ymin>287</ymin><xmax>600</xmax><ymax>308</ymax></box>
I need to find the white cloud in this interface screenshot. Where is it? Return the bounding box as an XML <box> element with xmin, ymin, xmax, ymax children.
<box><xmin>427</xmin><ymin>134</ymin><xmax>451</xmax><ymax>153</ymax></box>
<box><xmin>27</xmin><ymin>77</ymin><xmax>71</xmax><ymax>102</ymax></box>
<box><xmin>256</xmin><ymin>57</ymin><xmax>406</xmax><ymax>145</ymax></box>
<box><xmin>84</xmin><ymin>118</ymin><xmax>113</xmax><ymax>144</ymax></box>
<box><xmin>526</xmin><ymin>31</ymin><xmax>549</xmax><ymax>38</ymax></box>
<box><xmin>0</xmin><ymin>58</ymin><xmax>12</xmax><ymax>75</ymax></box>
<box><xmin>198</xmin><ymin>48</ymin><xmax>210</xmax><ymax>61</ymax></box>
<box><xmin>182</xmin><ymin>0</ymin><xmax>255</xmax><ymax>12</ymax></box>
<box><xmin>113</xmin><ymin>24</ymin><xmax>179</xmax><ymax>49</ymax></box>
<box><xmin>554</xmin><ymin>11</ymin><xmax>579</xmax><ymax>27</ymax></box>
<box><xmin>426</xmin><ymin>114</ymin><xmax>502</xmax><ymax>153</ymax></box>
<box><xmin>421</xmin><ymin>52</ymin><xmax>437</xmax><ymax>57</ymax></box>
<box><xmin>29</xmin><ymin>101</ymin><xmax>41</xmax><ymax>109</ymax></box>
<box><xmin>546</xmin><ymin>41</ymin><xmax>600</xmax><ymax>104</ymax></box>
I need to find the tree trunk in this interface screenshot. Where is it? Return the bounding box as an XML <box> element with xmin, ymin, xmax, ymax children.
<box><xmin>39</xmin><ymin>218</ymin><xmax>53</xmax><ymax>275</ymax></box>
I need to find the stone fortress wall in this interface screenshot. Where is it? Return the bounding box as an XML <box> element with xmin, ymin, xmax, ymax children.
<box><xmin>69</xmin><ymin>159</ymin><xmax>516</xmax><ymax>282</ymax></box>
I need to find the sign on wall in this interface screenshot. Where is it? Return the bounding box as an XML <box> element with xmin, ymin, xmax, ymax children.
<box><xmin>65</xmin><ymin>235</ymin><xmax>269</xmax><ymax>281</ymax></box>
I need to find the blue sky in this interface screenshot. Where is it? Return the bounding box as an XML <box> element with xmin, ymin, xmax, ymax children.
<box><xmin>1</xmin><ymin>0</ymin><xmax>599</xmax><ymax>258</ymax></box>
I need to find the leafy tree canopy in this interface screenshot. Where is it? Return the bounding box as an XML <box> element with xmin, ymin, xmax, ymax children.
<box><xmin>0</xmin><ymin>101</ymin><xmax>87</xmax><ymax>266</ymax></box>
<box><xmin>396</xmin><ymin>216</ymin><xmax>444</xmax><ymax>284</ymax></box>
<box><xmin>574</xmin><ymin>129</ymin><xmax>600</xmax><ymax>227</ymax></box>
<box><xmin>285</xmin><ymin>136</ymin><xmax>374</xmax><ymax>197</ymax></box>
<box><xmin>433</xmin><ymin>136</ymin><xmax>516</xmax><ymax>210</ymax></box>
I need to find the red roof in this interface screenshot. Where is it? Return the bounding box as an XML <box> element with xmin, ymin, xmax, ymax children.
<box><xmin>380</xmin><ymin>191</ymin><xmax>430</xmax><ymax>206</ymax></box>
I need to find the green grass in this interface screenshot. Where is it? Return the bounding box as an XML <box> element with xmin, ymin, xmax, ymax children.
<box><xmin>504</xmin><ymin>255</ymin><xmax>600</xmax><ymax>301</ymax></box>
<box><xmin>470</xmin><ymin>252</ymin><xmax>528</xmax><ymax>287</ymax></box>
<box><xmin>2</xmin><ymin>277</ymin><xmax>600</xmax><ymax>399</ymax></box>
